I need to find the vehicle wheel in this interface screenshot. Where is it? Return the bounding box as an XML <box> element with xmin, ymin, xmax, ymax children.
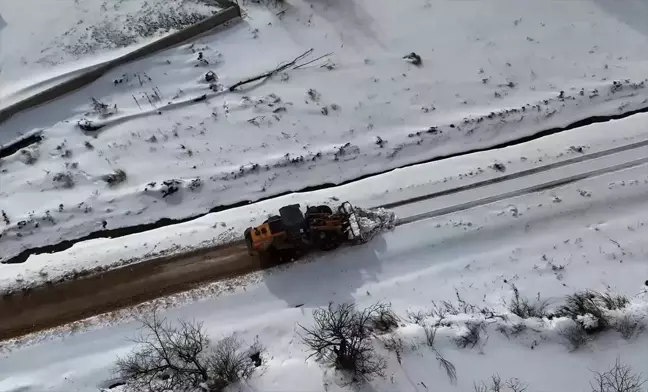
<box><xmin>316</xmin><ymin>205</ymin><xmax>333</xmax><ymax>214</ymax></box>
<box><xmin>263</xmin><ymin>215</ymin><xmax>281</xmax><ymax>224</ymax></box>
<box><xmin>314</xmin><ymin>231</ymin><xmax>342</xmax><ymax>251</ymax></box>
<box><xmin>258</xmin><ymin>246</ymin><xmax>281</xmax><ymax>268</ymax></box>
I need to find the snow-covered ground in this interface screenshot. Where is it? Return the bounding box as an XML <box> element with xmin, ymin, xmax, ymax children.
<box><xmin>1</xmin><ymin>153</ymin><xmax>647</xmax><ymax>391</ymax></box>
<box><xmin>2</xmin><ymin>111</ymin><xmax>648</xmax><ymax>291</ymax></box>
<box><xmin>0</xmin><ymin>0</ymin><xmax>222</xmax><ymax>100</ymax></box>
<box><xmin>3</xmin><ymin>0</ymin><xmax>648</xmax><ymax>266</ymax></box>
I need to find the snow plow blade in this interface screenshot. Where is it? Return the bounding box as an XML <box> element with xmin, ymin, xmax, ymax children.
<box><xmin>338</xmin><ymin>201</ymin><xmax>367</xmax><ymax>244</ymax></box>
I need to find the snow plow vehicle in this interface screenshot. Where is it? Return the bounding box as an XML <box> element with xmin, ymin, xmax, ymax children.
<box><xmin>244</xmin><ymin>202</ymin><xmax>366</xmax><ymax>263</ymax></box>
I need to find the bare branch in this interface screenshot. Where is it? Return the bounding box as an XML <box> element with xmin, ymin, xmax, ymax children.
<box><xmin>116</xmin><ymin>310</ymin><xmax>261</xmax><ymax>392</ymax></box>
<box><xmin>590</xmin><ymin>357</ymin><xmax>646</xmax><ymax>392</ymax></box>
<box><xmin>228</xmin><ymin>49</ymin><xmax>314</xmax><ymax>91</ymax></box>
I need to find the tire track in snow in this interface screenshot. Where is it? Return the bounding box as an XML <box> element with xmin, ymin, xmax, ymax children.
<box><xmin>2</xmin><ymin>136</ymin><xmax>648</xmax><ymax>340</ymax></box>
<box><xmin>394</xmin><ymin>154</ymin><xmax>648</xmax><ymax>226</ymax></box>
<box><xmin>381</xmin><ymin>136</ymin><xmax>648</xmax><ymax>217</ymax></box>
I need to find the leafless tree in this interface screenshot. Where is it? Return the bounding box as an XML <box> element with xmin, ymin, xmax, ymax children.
<box><xmin>299</xmin><ymin>302</ymin><xmax>388</xmax><ymax>385</ymax></box>
<box><xmin>115</xmin><ymin>311</ymin><xmax>261</xmax><ymax>392</ymax></box>
<box><xmin>590</xmin><ymin>357</ymin><xmax>646</xmax><ymax>392</ymax></box>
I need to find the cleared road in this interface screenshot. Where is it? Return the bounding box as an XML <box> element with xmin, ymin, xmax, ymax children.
<box><xmin>1</xmin><ymin>138</ymin><xmax>647</xmax><ymax>341</ymax></box>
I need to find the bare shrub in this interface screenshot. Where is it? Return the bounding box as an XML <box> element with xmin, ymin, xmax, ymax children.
<box><xmin>115</xmin><ymin>311</ymin><xmax>261</xmax><ymax>392</ymax></box>
<box><xmin>204</xmin><ymin>336</ymin><xmax>261</xmax><ymax>391</ymax></box>
<box><xmin>508</xmin><ymin>285</ymin><xmax>549</xmax><ymax>319</ymax></box>
<box><xmin>406</xmin><ymin>309</ymin><xmax>435</xmax><ymax>325</ymax></box>
<box><xmin>590</xmin><ymin>357</ymin><xmax>646</xmax><ymax>392</ymax></box>
<box><xmin>299</xmin><ymin>302</ymin><xmax>387</xmax><ymax>385</ymax></box>
<box><xmin>418</xmin><ymin>323</ymin><xmax>457</xmax><ymax>383</ymax></box>
<box><xmin>381</xmin><ymin>335</ymin><xmax>403</xmax><ymax>365</ymax></box>
<box><xmin>431</xmin><ymin>290</ymin><xmax>499</xmax><ymax>321</ymax></box>
<box><xmin>474</xmin><ymin>374</ymin><xmax>528</xmax><ymax>392</ymax></box>
<box><xmin>615</xmin><ymin>315</ymin><xmax>644</xmax><ymax>340</ymax></box>
<box><xmin>556</xmin><ymin>290</ymin><xmax>629</xmax><ymax>332</ymax></box>
<box><xmin>600</xmin><ymin>293</ymin><xmax>630</xmax><ymax>310</ymax></box>
<box><xmin>102</xmin><ymin>169</ymin><xmax>127</xmax><ymax>187</ymax></box>
<box><xmin>559</xmin><ymin>323</ymin><xmax>590</xmax><ymax>351</ymax></box>
<box><xmin>423</xmin><ymin>324</ymin><xmax>437</xmax><ymax>347</ymax></box>
<box><xmin>497</xmin><ymin>323</ymin><xmax>528</xmax><ymax>340</ymax></box>
<box><xmin>53</xmin><ymin>171</ymin><xmax>75</xmax><ymax>189</ymax></box>
<box><xmin>91</xmin><ymin>98</ymin><xmax>117</xmax><ymax>117</ymax></box>
<box><xmin>369</xmin><ymin>302</ymin><xmax>399</xmax><ymax>333</ymax></box>
<box><xmin>455</xmin><ymin>322</ymin><xmax>485</xmax><ymax>349</ymax></box>
<box><xmin>20</xmin><ymin>149</ymin><xmax>38</xmax><ymax>165</ymax></box>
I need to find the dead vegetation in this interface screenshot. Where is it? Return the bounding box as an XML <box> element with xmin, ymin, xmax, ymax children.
<box><xmin>508</xmin><ymin>284</ymin><xmax>549</xmax><ymax>319</ymax></box>
<box><xmin>102</xmin><ymin>169</ymin><xmax>128</xmax><ymax>187</ymax></box>
<box><xmin>299</xmin><ymin>302</ymin><xmax>391</xmax><ymax>385</ymax></box>
<box><xmin>115</xmin><ymin>310</ymin><xmax>263</xmax><ymax>392</ymax></box>
<box><xmin>556</xmin><ymin>290</ymin><xmax>629</xmax><ymax>333</ymax></box>
<box><xmin>52</xmin><ymin>171</ymin><xmax>75</xmax><ymax>189</ymax></box>
<box><xmin>590</xmin><ymin>357</ymin><xmax>646</xmax><ymax>392</ymax></box>
<box><xmin>474</xmin><ymin>375</ymin><xmax>528</xmax><ymax>392</ymax></box>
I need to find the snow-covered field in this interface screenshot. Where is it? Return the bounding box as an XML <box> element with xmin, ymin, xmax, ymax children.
<box><xmin>1</xmin><ymin>155</ymin><xmax>647</xmax><ymax>391</ymax></box>
<box><xmin>3</xmin><ymin>1</ymin><xmax>648</xmax><ymax>390</ymax></box>
<box><xmin>3</xmin><ymin>0</ymin><xmax>648</xmax><ymax>267</ymax></box>
<box><xmin>0</xmin><ymin>0</ymin><xmax>222</xmax><ymax>100</ymax></box>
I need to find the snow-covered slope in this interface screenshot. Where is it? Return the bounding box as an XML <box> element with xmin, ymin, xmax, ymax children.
<box><xmin>1</xmin><ymin>156</ymin><xmax>647</xmax><ymax>391</ymax></box>
<box><xmin>0</xmin><ymin>0</ymin><xmax>222</xmax><ymax>99</ymax></box>
<box><xmin>2</xmin><ymin>0</ymin><xmax>648</xmax><ymax>264</ymax></box>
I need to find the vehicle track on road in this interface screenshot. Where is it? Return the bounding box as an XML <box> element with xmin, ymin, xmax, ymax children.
<box><xmin>1</xmin><ymin>137</ymin><xmax>647</xmax><ymax>341</ymax></box>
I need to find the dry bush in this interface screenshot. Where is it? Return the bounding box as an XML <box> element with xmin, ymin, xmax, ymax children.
<box><xmin>20</xmin><ymin>149</ymin><xmax>38</xmax><ymax>165</ymax></box>
<box><xmin>474</xmin><ymin>374</ymin><xmax>528</xmax><ymax>392</ymax></box>
<box><xmin>53</xmin><ymin>171</ymin><xmax>75</xmax><ymax>189</ymax></box>
<box><xmin>115</xmin><ymin>311</ymin><xmax>261</xmax><ymax>392</ymax></box>
<box><xmin>559</xmin><ymin>323</ymin><xmax>590</xmax><ymax>352</ymax></box>
<box><xmin>369</xmin><ymin>302</ymin><xmax>399</xmax><ymax>333</ymax></box>
<box><xmin>381</xmin><ymin>335</ymin><xmax>404</xmax><ymax>365</ymax></box>
<box><xmin>406</xmin><ymin>309</ymin><xmax>436</xmax><ymax>325</ymax></box>
<box><xmin>455</xmin><ymin>322</ymin><xmax>485</xmax><ymax>349</ymax></box>
<box><xmin>508</xmin><ymin>285</ymin><xmax>549</xmax><ymax>319</ymax></box>
<box><xmin>299</xmin><ymin>302</ymin><xmax>387</xmax><ymax>385</ymax></box>
<box><xmin>103</xmin><ymin>169</ymin><xmax>127</xmax><ymax>187</ymax></box>
<box><xmin>556</xmin><ymin>290</ymin><xmax>629</xmax><ymax>332</ymax></box>
<box><xmin>590</xmin><ymin>357</ymin><xmax>646</xmax><ymax>392</ymax></box>
<box><xmin>420</xmin><ymin>323</ymin><xmax>457</xmax><ymax>383</ymax></box>
<box><xmin>615</xmin><ymin>315</ymin><xmax>644</xmax><ymax>340</ymax></box>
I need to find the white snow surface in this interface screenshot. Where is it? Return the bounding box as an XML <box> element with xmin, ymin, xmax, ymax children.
<box><xmin>2</xmin><ymin>112</ymin><xmax>648</xmax><ymax>291</ymax></box>
<box><xmin>1</xmin><ymin>153</ymin><xmax>648</xmax><ymax>391</ymax></box>
<box><xmin>0</xmin><ymin>0</ymin><xmax>221</xmax><ymax>99</ymax></box>
<box><xmin>3</xmin><ymin>0</ymin><xmax>648</xmax><ymax>264</ymax></box>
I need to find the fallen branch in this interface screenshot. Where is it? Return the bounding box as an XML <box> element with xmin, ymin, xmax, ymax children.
<box><xmin>292</xmin><ymin>52</ymin><xmax>333</xmax><ymax>70</ymax></box>
<box><xmin>228</xmin><ymin>49</ymin><xmax>314</xmax><ymax>91</ymax></box>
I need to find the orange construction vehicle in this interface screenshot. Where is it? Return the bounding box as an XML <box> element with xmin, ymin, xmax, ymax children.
<box><xmin>243</xmin><ymin>202</ymin><xmax>364</xmax><ymax>262</ymax></box>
